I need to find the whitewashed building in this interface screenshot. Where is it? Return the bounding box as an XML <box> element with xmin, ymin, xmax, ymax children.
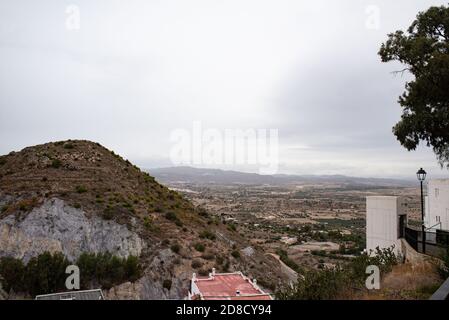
<box><xmin>366</xmin><ymin>196</ymin><xmax>407</xmax><ymax>255</ymax></box>
<box><xmin>366</xmin><ymin>179</ymin><xmax>449</xmax><ymax>256</ymax></box>
<box><xmin>425</xmin><ymin>179</ymin><xmax>449</xmax><ymax>231</ymax></box>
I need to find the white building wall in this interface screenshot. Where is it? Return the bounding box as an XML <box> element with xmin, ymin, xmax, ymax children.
<box><xmin>366</xmin><ymin>196</ymin><xmax>405</xmax><ymax>255</ymax></box>
<box><xmin>426</xmin><ymin>179</ymin><xmax>449</xmax><ymax>231</ymax></box>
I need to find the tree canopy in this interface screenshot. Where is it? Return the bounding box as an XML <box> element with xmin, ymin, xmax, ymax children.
<box><xmin>379</xmin><ymin>5</ymin><xmax>449</xmax><ymax>168</ymax></box>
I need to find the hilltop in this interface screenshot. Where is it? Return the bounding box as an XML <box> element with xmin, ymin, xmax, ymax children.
<box><xmin>0</xmin><ymin>141</ymin><xmax>286</xmax><ymax>299</ymax></box>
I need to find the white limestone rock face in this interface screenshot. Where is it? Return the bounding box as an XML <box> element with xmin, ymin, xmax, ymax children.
<box><xmin>0</xmin><ymin>198</ymin><xmax>143</xmax><ymax>263</ymax></box>
<box><xmin>105</xmin><ymin>281</ymin><xmax>143</xmax><ymax>300</ymax></box>
<box><xmin>104</xmin><ymin>249</ymin><xmax>189</xmax><ymax>300</ymax></box>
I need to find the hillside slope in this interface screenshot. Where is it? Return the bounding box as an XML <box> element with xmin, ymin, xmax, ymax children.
<box><xmin>0</xmin><ymin>140</ymin><xmax>286</xmax><ymax>299</ymax></box>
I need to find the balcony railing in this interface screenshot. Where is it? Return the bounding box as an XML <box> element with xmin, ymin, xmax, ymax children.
<box><xmin>404</xmin><ymin>227</ymin><xmax>449</xmax><ymax>258</ymax></box>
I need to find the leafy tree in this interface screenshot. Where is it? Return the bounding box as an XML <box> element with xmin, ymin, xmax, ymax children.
<box><xmin>379</xmin><ymin>5</ymin><xmax>449</xmax><ymax>168</ymax></box>
<box><xmin>76</xmin><ymin>252</ymin><xmax>141</xmax><ymax>289</ymax></box>
<box><xmin>124</xmin><ymin>255</ymin><xmax>141</xmax><ymax>282</ymax></box>
<box><xmin>0</xmin><ymin>252</ymin><xmax>142</xmax><ymax>296</ymax></box>
<box><xmin>0</xmin><ymin>257</ymin><xmax>25</xmax><ymax>292</ymax></box>
<box><xmin>23</xmin><ymin>252</ymin><xmax>70</xmax><ymax>296</ymax></box>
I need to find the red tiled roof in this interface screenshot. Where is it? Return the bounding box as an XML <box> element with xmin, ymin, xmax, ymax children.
<box><xmin>194</xmin><ymin>273</ymin><xmax>272</xmax><ymax>300</ymax></box>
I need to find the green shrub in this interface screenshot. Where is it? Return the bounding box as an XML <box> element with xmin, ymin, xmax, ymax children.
<box><xmin>142</xmin><ymin>216</ymin><xmax>159</xmax><ymax>232</ymax></box>
<box><xmin>0</xmin><ymin>158</ymin><xmax>6</xmax><ymax>166</ymax></box>
<box><xmin>76</xmin><ymin>252</ymin><xmax>141</xmax><ymax>290</ymax></box>
<box><xmin>194</xmin><ymin>243</ymin><xmax>206</xmax><ymax>252</ymax></box>
<box><xmin>75</xmin><ymin>185</ymin><xmax>87</xmax><ymax>194</ymax></box>
<box><xmin>124</xmin><ymin>255</ymin><xmax>141</xmax><ymax>282</ymax></box>
<box><xmin>165</xmin><ymin>211</ymin><xmax>177</xmax><ymax>221</ymax></box>
<box><xmin>144</xmin><ymin>174</ymin><xmax>155</xmax><ymax>183</ymax></box>
<box><xmin>201</xmin><ymin>252</ymin><xmax>215</xmax><ymax>261</ymax></box>
<box><xmin>231</xmin><ymin>250</ymin><xmax>241</xmax><ymax>259</ymax></box>
<box><xmin>0</xmin><ymin>257</ymin><xmax>25</xmax><ymax>292</ymax></box>
<box><xmin>103</xmin><ymin>206</ymin><xmax>116</xmax><ymax>220</ymax></box>
<box><xmin>1</xmin><ymin>205</ymin><xmax>9</xmax><ymax>214</ymax></box>
<box><xmin>198</xmin><ymin>269</ymin><xmax>210</xmax><ymax>276</ymax></box>
<box><xmin>63</xmin><ymin>143</ymin><xmax>74</xmax><ymax>149</ymax></box>
<box><xmin>276</xmin><ymin>267</ymin><xmax>348</xmax><ymax>300</ymax></box>
<box><xmin>191</xmin><ymin>260</ymin><xmax>203</xmax><ymax>269</ymax></box>
<box><xmin>51</xmin><ymin>159</ymin><xmax>62</xmax><ymax>168</ymax></box>
<box><xmin>349</xmin><ymin>246</ymin><xmax>399</xmax><ymax>285</ymax></box>
<box><xmin>216</xmin><ymin>255</ymin><xmax>224</xmax><ymax>265</ymax></box>
<box><xmin>175</xmin><ymin>220</ymin><xmax>183</xmax><ymax>227</ymax></box>
<box><xmin>162</xmin><ymin>279</ymin><xmax>172</xmax><ymax>290</ymax></box>
<box><xmin>199</xmin><ymin>230</ymin><xmax>216</xmax><ymax>241</ymax></box>
<box><xmin>171</xmin><ymin>243</ymin><xmax>181</xmax><ymax>254</ymax></box>
<box><xmin>164</xmin><ymin>211</ymin><xmax>183</xmax><ymax>227</ymax></box>
<box><xmin>197</xmin><ymin>207</ymin><xmax>209</xmax><ymax>218</ymax></box>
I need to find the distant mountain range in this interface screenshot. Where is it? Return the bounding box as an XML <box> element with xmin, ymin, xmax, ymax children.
<box><xmin>148</xmin><ymin>166</ymin><xmax>415</xmax><ymax>187</ymax></box>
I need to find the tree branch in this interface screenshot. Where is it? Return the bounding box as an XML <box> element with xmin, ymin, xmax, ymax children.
<box><xmin>391</xmin><ymin>68</ymin><xmax>411</xmax><ymax>76</ymax></box>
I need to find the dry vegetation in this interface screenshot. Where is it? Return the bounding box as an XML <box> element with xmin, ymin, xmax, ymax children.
<box><xmin>360</xmin><ymin>262</ymin><xmax>443</xmax><ymax>300</ymax></box>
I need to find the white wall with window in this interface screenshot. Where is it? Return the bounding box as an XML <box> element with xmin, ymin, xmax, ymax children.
<box><xmin>426</xmin><ymin>179</ymin><xmax>449</xmax><ymax>231</ymax></box>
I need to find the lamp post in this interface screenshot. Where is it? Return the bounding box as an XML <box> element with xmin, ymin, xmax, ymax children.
<box><xmin>417</xmin><ymin>168</ymin><xmax>427</xmax><ymax>254</ymax></box>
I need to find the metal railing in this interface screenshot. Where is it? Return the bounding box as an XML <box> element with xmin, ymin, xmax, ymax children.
<box><xmin>404</xmin><ymin>227</ymin><xmax>449</xmax><ymax>258</ymax></box>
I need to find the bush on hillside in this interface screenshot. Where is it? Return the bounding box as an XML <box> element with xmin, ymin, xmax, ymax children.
<box><xmin>0</xmin><ymin>252</ymin><xmax>142</xmax><ymax>296</ymax></box>
<box><xmin>199</xmin><ymin>230</ymin><xmax>216</xmax><ymax>241</ymax></box>
<box><xmin>276</xmin><ymin>246</ymin><xmax>400</xmax><ymax>300</ymax></box>
<box><xmin>194</xmin><ymin>243</ymin><xmax>206</xmax><ymax>252</ymax></box>
<box><xmin>51</xmin><ymin>159</ymin><xmax>62</xmax><ymax>168</ymax></box>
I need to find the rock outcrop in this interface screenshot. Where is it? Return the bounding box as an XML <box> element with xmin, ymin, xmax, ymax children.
<box><xmin>0</xmin><ymin>198</ymin><xmax>143</xmax><ymax>263</ymax></box>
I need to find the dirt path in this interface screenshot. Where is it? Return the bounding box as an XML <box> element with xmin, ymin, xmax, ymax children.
<box><xmin>267</xmin><ymin>253</ymin><xmax>298</xmax><ymax>284</ymax></box>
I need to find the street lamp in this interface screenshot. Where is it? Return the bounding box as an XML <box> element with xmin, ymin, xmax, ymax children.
<box><xmin>417</xmin><ymin>168</ymin><xmax>427</xmax><ymax>253</ymax></box>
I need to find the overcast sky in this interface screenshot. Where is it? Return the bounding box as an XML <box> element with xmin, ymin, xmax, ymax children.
<box><xmin>1</xmin><ymin>0</ymin><xmax>448</xmax><ymax>179</ymax></box>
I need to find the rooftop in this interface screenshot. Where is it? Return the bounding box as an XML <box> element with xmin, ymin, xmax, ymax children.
<box><xmin>191</xmin><ymin>271</ymin><xmax>272</xmax><ymax>300</ymax></box>
<box><xmin>35</xmin><ymin>289</ymin><xmax>104</xmax><ymax>300</ymax></box>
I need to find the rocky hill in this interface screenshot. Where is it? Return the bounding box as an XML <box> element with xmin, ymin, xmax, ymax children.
<box><xmin>0</xmin><ymin>140</ymin><xmax>286</xmax><ymax>299</ymax></box>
